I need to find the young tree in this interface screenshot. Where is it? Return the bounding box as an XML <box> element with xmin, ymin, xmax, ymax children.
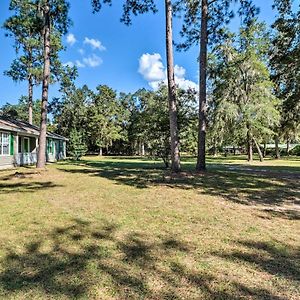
<box><xmin>68</xmin><ymin>129</ymin><xmax>88</xmax><ymax>160</ymax></box>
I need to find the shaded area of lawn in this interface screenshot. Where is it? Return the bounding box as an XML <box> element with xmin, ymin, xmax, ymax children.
<box><xmin>0</xmin><ymin>218</ymin><xmax>297</xmax><ymax>299</ymax></box>
<box><xmin>58</xmin><ymin>157</ymin><xmax>300</xmax><ymax>220</ymax></box>
<box><xmin>0</xmin><ymin>171</ymin><xmax>62</xmax><ymax>194</ymax></box>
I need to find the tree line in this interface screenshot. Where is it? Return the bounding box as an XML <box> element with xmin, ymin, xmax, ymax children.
<box><xmin>1</xmin><ymin>0</ymin><xmax>299</xmax><ymax>171</ymax></box>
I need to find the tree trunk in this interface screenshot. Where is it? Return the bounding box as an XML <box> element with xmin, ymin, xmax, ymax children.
<box><xmin>165</xmin><ymin>0</ymin><xmax>181</xmax><ymax>173</ymax></box>
<box><xmin>286</xmin><ymin>137</ymin><xmax>290</xmax><ymax>155</ymax></box>
<box><xmin>196</xmin><ymin>0</ymin><xmax>208</xmax><ymax>171</ymax></box>
<box><xmin>247</xmin><ymin>127</ymin><xmax>253</xmax><ymax>162</ymax></box>
<box><xmin>99</xmin><ymin>147</ymin><xmax>103</xmax><ymax>156</ymax></box>
<box><xmin>263</xmin><ymin>142</ymin><xmax>267</xmax><ymax>158</ymax></box>
<box><xmin>28</xmin><ymin>76</ymin><xmax>33</xmax><ymax>125</ymax></box>
<box><xmin>141</xmin><ymin>143</ymin><xmax>145</xmax><ymax>156</ymax></box>
<box><xmin>253</xmin><ymin>137</ymin><xmax>263</xmax><ymax>162</ymax></box>
<box><xmin>37</xmin><ymin>4</ymin><xmax>50</xmax><ymax>169</ymax></box>
<box><xmin>275</xmin><ymin>135</ymin><xmax>280</xmax><ymax>159</ymax></box>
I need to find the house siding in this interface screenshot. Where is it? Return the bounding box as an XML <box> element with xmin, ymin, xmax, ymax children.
<box><xmin>0</xmin><ymin>117</ymin><xmax>67</xmax><ymax>170</ymax></box>
<box><xmin>0</xmin><ymin>155</ymin><xmax>15</xmax><ymax>169</ymax></box>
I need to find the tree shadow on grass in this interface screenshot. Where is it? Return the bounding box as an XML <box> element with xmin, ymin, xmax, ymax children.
<box><xmin>0</xmin><ymin>181</ymin><xmax>62</xmax><ymax>195</ymax></box>
<box><xmin>58</xmin><ymin>159</ymin><xmax>299</xmax><ymax>219</ymax></box>
<box><xmin>0</xmin><ymin>218</ymin><xmax>289</xmax><ymax>299</ymax></box>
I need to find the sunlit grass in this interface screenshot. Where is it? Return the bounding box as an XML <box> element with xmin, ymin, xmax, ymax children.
<box><xmin>0</xmin><ymin>155</ymin><xmax>299</xmax><ymax>299</ymax></box>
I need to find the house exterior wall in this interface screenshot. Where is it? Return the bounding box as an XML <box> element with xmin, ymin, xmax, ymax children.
<box><xmin>47</xmin><ymin>139</ymin><xmax>67</xmax><ymax>162</ymax></box>
<box><xmin>0</xmin><ymin>131</ymin><xmax>67</xmax><ymax>169</ymax></box>
<box><xmin>0</xmin><ymin>131</ymin><xmax>16</xmax><ymax>169</ymax></box>
<box><xmin>0</xmin><ymin>156</ymin><xmax>15</xmax><ymax>169</ymax></box>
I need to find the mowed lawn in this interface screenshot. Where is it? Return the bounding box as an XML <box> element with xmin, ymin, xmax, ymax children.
<box><xmin>0</xmin><ymin>156</ymin><xmax>299</xmax><ymax>300</ymax></box>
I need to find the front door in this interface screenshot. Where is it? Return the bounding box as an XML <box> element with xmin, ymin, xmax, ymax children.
<box><xmin>23</xmin><ymin>137</ymin><xmax>30</xmax><ymax>164</ymax></box>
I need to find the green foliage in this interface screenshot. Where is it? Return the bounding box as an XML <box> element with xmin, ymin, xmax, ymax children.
<box><xmin>68</xmin><ymin>129</ymin><xmax>87</xmax><ymax>160</ymax></box>
<box><xmin>290</xmin><ymin>145</ymin><xmax>300</xmax><ymax>156</ymax></box>
<box><xmin>88</xmin><ymin>85</ymin><xmax>125</xmax><ymax>152</ymax></box>
<box><xmin>208</xmin><ymin>21</ymin><xmax>280</xmax><ymax>149</ymax></box>
<box><xmin>52</xmin><ymin>83</ymin><xmax>197</xmax><ymax>166</ymax></box>
<box><xmin>0</xmin><ymin>96</ymin><xmax>41</xmax><ymax>125</ymax></box>
<box><xmin>270</xmin><ymin>1</ymin><xmax>300</xmax><ymax>139</ymax></box>
<box><xmin>176</xmin><ymin>0</ymin><xmax>259</xmax><ymax>51</ymax></box>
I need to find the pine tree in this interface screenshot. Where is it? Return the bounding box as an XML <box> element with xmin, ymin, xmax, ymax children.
<box><xmin>177</xmin><ymin>0</ymin><xmax>258</xmax><ymax>170</ymax></box>
<box><xmin>3</xmin><ymin>0</ymin><xmax>43</xmax><ymax>125</ymax></box>
<box><xmin>36</xmin><ymin>0</ymin><xmax>71</xmax><ymax>168</ymax></box>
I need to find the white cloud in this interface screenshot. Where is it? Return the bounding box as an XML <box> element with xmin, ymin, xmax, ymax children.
<box><xmin>174</xmin><ymin>65</ymin><xmax>186</xmax><ymax>78</ymax></box>
<box><xmin>138</xmin><ymin>53</ymin><xmax>198</xmax><ymax>91</ymax></box>
<box><xmin>78</xmin><ymin>48</ymin><xmax>85</xmax><ymax>55</ymax></box>
<box><xmin>63</xmin><ymin>61</ymin><xmax>74</xmax><ymax>68</ymax></box>
<box><xmin>83</xmin><ymin>54</ymin><xmax>103</xmax><ymax>67</ymax></box>
<box><xmin>76</xmin><ymin>60</ymin><xmax>85</xmax><ymax>68</ymax></box>
<box><xmin>66</xmin><ymin>33</ymin><xmax>76</xmax><ymax>46</ymax></box>
<box><xmin>138</xmin><ymin>53</ymin><xmax>165</xmax><ymax>82</ymax></box>
<box><xmin>175</xmin><ymin>77</ymin><xmax>198</xmax><ymax>90</ymax></box>
<box><xmin>84</xmin><ymin>37</ymin><xmax>106</xmax><ymax>51</ymax></box>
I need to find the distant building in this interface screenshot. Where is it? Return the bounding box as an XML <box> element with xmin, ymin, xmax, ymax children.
<box><xmin>0</xmin><ymin>116</ymin><xmax>67</xmax><ymax>169</ymax></box>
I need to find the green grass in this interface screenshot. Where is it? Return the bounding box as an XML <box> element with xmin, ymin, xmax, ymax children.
<box><xmin>0</xmin><ymin>155</ymin><xmax>299</xmax><ymax>299</ymax></box>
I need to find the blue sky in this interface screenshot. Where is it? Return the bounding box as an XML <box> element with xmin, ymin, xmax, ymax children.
<box><xmin>0</xmin><ymin>0</ymin><xmax>277</xmax><ymax>106</ymax></box>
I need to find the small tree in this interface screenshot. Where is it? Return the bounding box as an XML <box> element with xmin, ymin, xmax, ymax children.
<box><xmin>68</xmin><ymin>129</ymin><xmax>87</xmax><ymax>160</ymax></box>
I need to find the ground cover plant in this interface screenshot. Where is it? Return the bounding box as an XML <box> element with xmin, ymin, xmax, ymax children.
<box><xmin>0</xmin><ymin>155</ymin><xmax>299</xmax><ymax>299</ymax></box>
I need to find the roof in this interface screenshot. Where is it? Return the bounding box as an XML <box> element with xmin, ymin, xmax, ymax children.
<box><xmin>0</xmin><ymin>116</ymin><xmax>68</xmax><ymax>141</ymax></box>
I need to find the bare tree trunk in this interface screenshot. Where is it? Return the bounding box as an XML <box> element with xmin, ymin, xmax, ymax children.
<box><xmin>196</xmin><ymin>0</ymin><xmax>208</xmax><ymax>172</ymax></box>
<box><xmin>253</xmin><ymin>138</ymin><xmax>263</xmax><ymax>162</ymax></box>
<box><xmin>141</xmin><ymin>143</ymin><xmax>145</xmax><ymax>156</ymax></box>
<box><xmin>37</xmin><ymin>4</ymin><xmax>50</xmax><ymax>169</ymax></box>
<box><xmin>99</xmin><ymin>147</ymin><xmax>103</xmax><ymax>156</ymax></box>
<box><xmin>28</xmin><ymin>75</ymin><xmax>33</xmax><ymax>125</ymax></box>
<box><xmin>165</xmin><ymin>0</ymin><xmax>181</xmax><ymax>173</ymax></box>
<box><xmin>247</xmin><ymin>127</ymin><xmax>253</xmax><ymax>162</ymax></box>
<box><xmin>275</xmin><ymin>135</ymin><xmax>280</xmax><ymax>159</ymax></box>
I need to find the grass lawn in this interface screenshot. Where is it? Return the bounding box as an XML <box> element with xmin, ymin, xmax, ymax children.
<box><xmin>0</xmin><ymin>155</ymin><xmax>299</xmax><ymax>299</ymax></box>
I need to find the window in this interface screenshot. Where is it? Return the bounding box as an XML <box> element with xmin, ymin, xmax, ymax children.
<box><xmin>0</xmin><ymin>132</ymin><xmax>10</xmax><ymax>155</ymax></box>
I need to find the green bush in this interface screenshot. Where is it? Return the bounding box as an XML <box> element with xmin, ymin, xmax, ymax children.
<box><xmin>290</xmin><ymin>145</ymin><xmax>300</xmax><ymax>156</ymax></box>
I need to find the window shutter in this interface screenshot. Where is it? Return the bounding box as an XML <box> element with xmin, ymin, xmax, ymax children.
<box><xmin>10</xmin><ymin>134</ymin><xmax>14</xmax><ymax>156</ymax></box>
